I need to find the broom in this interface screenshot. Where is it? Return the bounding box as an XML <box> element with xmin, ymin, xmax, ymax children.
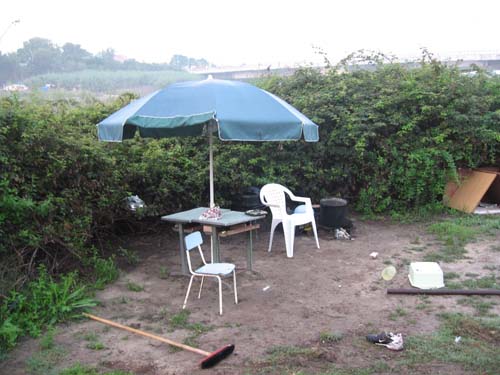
<box><xmin>83</xmin><ymin>313</ymin><xmax>234</xmax><ymax>369</ymax></box>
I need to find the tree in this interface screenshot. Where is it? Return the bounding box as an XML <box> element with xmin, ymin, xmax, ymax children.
<box><xmin>169</xmin><ymin>54</ymin><xmax>189</xmax><ymax>70</ymax></box>
<box><xmin>61</xmin><ymin>43</ymin><xmax>92</xmax><ymax>71</ymax></box>
<box><xmin>0</xmin><ymin>52</ymin><xmax>18</xmax><ymax>84</ymax></box>
<box><xmin>16</xmin><ymin>38</ymin><xmax>61</xmax><ymax>76</ymax></box>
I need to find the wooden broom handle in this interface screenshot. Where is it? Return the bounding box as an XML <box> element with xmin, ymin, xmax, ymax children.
<box><xmin>82</xmin><ymin>313</ymin><xmax>209</xmax><ymax>356</ymax></box>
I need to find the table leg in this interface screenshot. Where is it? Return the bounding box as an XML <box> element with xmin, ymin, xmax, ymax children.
<box><xmin>178</xmin><ymin>224</ymin><xmax>188</xmax><ymax>275</ymax></box>
<box><xmin>211</xmin><ymin>226</ymin><xmax>221</xmax><ymax>263</ymax></box>
<box><xmin>247</xmin><ymin>229</ymin><xmax>253</xmax><ymax>271</ymax></box>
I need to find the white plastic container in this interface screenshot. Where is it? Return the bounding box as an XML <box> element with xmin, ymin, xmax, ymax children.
<box><xmin>408</xmin><ymin>262</ymin><xmax>444</xmax><ymax>289</ymax></box>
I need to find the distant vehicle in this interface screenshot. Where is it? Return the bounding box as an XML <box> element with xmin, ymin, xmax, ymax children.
<box><xmin>2</xmin><ymin>83</ymin><xmax>29</xmax><ymax>92</ymax></box>
<box><xmin>40</xmin><ymin>83</ymin><xmax>56</xmax><ymax>92</ymax></box>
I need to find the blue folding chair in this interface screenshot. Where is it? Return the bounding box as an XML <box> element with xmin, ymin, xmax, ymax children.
<box><xmin>182</xmin><ymin>231</ymin><xmax>238</xmax><ymax>315</ymax></box>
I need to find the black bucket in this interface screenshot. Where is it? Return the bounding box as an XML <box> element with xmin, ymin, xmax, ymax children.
<box><xmin>319</xmin><ymin>197</ymin><xmax>348</xmax><ymax>229</ymax></box>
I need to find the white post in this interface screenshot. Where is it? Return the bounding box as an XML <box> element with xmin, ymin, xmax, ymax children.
<box><xmin>209</xmin><ymin>124</ymin><xmax>215</xmax><ymax>208</ymax></box>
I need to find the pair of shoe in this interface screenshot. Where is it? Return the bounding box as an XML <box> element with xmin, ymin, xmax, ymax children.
<box><xmin>366</xmin><ymin>332</ymin><xmax>404</xmax><ymax>351</ymax></box>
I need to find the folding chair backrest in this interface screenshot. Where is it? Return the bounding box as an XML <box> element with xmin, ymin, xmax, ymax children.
<box><xmin>184</xmin><ymin>231</ymin><xmax>203</xmax><ymax>252</ymax></box>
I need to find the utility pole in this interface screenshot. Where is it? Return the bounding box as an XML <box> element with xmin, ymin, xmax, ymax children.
<box><xmin>0</xmin><ymin>19</ymin><xmax>20</xmax><ymax>47</ymax></box>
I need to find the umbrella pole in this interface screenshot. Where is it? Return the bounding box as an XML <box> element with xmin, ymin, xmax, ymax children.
<box><xmin>209</xmin><ymin>125</ymin><xmax>215</xmax><ymax>208</ymax></box>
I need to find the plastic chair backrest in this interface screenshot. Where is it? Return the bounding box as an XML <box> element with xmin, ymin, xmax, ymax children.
<box><xmin>184</xmin><ymin>231</ymin><xmax>203</xmax><ymax>252</ymax></box>
<box><xmin>260</xmin><ymin>184</ymin><xmax>288</xmax><ymax>218</ymax></box>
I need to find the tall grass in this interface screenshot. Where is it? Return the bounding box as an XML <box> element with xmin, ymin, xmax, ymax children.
<box><xmin>24</xmin><ymin>69</ymin><xmax>201</xmax><ymax>93</ymax></box>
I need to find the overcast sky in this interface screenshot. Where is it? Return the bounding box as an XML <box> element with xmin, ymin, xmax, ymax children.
<box><xmin>1</xmin><ymin>0</ymin><xmax>499</xmax><ymax>67</ymax></box>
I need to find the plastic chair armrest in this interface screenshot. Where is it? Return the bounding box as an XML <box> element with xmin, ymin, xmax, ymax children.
<box><xmin>291</xmin><ymin>196</ymin><xmax>312</xmax><ymax>205</ymax></box>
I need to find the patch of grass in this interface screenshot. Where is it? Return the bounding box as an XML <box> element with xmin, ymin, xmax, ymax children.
<box><xmin>167</xmin><ymin>310</ymin><xmax>213</xmax><ymax>352</ymax></box>
<box><xmin>126</xmin><ymin>281</ymin><xmax>144</xmax><ymax>292</ymax></box>
<box><xmin>319</xmin><ymin>331</ymin><xmax>343</xmax><ymax>344</ymax></box>
<box><xmin>409</xmin><ymin>246</ymin><xmax>426</xmax><ymax>252</ymax></box>
<box><xmin>423</xmin><ymin>245</ymin><xmax>467</xmax><ymax>263</ymax></box>
<box><xmin>426</xmin><ymin>215</ymin><xmax>500</xmax><ymax>263</ymax></box>
<box><xmin>457</xmin><ymin>297</ymin><xmax>497</xmax><ymax>316</ymax></box>
<box><xmin>169</xmin><ymin>310</ymin><xmax>212</xmax><ymax>333</ymax></box>
<box><xmin>389</xmin><ymin>307</ymin><xmax>408</xmax><ymax>321</ymax></box>
<box><xmin>81</xmin><ymin>331</ymin><xmax>105</xmax><ymax>350</ymax></box>
<box><xmin>383</xmin><ymin>260</ymin><xmax>393</xmax><ymax>265</ymax></box>
<box><xmin>59</xmin><ymin>363</ymin><xmax>133</xmax><ymax>374</ymax></box>
<box><xmin>399</xmin><ymin>313</ymin><xmax>500</xmax><ymax>373</ymax></box>
<box><xmin>444</xmin><ymin>272</ymin><xmax>461</xmax><ymax>280</ymax></box>
<box><xmin>416</xmin><ymin>295</ymin><xmax>432</xmax><ymax>311</ymax></box>
<box><xmin>465</xmin><ymin>272</ymin><xmax>480</xmax><ymax>278</ymax></box>
<box><xmin>483</xmin><ymin>265</ymin><xmax>497</xmax><ymax>271</ymax></box>
<box><xmin>26</xmin><ymin>346</ymin><xmax>66</xmax><ymax>375</ymax></box>
<box><xmin>449</xmin><ymin>275</ymin><xmax>499</xmax><ymax>290</ymax></box>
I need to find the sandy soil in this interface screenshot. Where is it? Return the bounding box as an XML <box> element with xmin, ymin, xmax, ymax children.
<box><xmin>1</xmin><ymin>217</ymin><xmax>498</xmax><ymax>374</ymax></box>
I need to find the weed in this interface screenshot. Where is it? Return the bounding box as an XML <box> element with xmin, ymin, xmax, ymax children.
<box><xmin>0</xmin><ymin>266</ymin><xmax>96</xmax><ymax>352</ymax></box>
<box><xmin>410</xmin><ymin>236</ymin><xmax>421</xmax><ymax>245</ymax></box>
<box><xmin>319</xmin><ymin>331</ymin><xmax>343</xmax><ymax>344</ymax></box>
<box><xmin>159</xmin><ymin>266</ymin><xmax>169</xmax><ymax>279</ymax></box>
<box><xmin>40</xmin><ymin>328</ymin><xmax>56</xmax><ymax>350</ymax></box>
<box><xmin>118</xmin><ymin>247</ymin><xmax>139</xmax><ymax>266</ymax></box>
<box><xmin>86</xmin><ymin>341</ymin><xmax>105</xmax><ymax>350</ymax></box>
<box><xmin>91</xmin><ymin>256</ymin><xmax>120</xmax><ymax>290</ymax></box>
<box><xmin>126</xmin><ymin>281</ymin><xmax>144</xmax><ymax>292</ymax></box>
<box><xmin>169</xmin><ymin>310</ymin><xmax>190</xmax><ymax>329</ymax></box>
<box><xmin>82</xmin><ymin>332</ymin><xmax>98</xmax><ymax>342</ymax></box>
<box><xmin>183</xmin><ymin>334</ymin><xmax>199</xmax><ymax>348</ymax></box>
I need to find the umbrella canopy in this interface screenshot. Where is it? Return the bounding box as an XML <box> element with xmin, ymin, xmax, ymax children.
<box><xmin>97</xmin><ymin>77</ymin><xmax>319</xmax><ymax>206</ymax></box>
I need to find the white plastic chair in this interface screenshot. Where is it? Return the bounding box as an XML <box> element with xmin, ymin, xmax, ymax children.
<box><xmin>260</xmin><ymin>183</ymin><xmax>320</xmax><ymax>258</ymax></box>
<box><xmin>182</xmin><ymin>231</ymin><xmax>238</xmax><ymax>315</ymax></box>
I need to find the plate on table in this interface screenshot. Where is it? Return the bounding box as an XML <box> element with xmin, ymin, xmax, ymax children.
<box><xmin>245</xmin><ymin>209</ymin><xmax>267</xmax><ymax>217</ymax></box>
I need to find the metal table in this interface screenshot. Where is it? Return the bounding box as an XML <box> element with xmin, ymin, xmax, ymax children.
<box><xmin>161</xmin><ymin>207</ymin><xmax>265</xmax><ymax>274</ymax></box>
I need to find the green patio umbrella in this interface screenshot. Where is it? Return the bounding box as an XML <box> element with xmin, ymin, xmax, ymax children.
<box><xmin>97</xmin><ymin>76</ymin><xmax>319</xmax><ymax>207</ymax></box>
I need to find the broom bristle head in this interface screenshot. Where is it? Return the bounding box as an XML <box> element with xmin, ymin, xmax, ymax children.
<box><xmin>200</xmin><ymin>344</ymin><xmax>235</xmax><ymax>369</ymax></box>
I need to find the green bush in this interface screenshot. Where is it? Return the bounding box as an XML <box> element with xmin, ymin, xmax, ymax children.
<box><xmin>257</xmin><ymin>53</ymin><xmax>499</xmax><ymax>213</ymax></box>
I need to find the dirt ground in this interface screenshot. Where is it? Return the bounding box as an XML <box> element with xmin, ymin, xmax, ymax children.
<box><xmin>1</xmin><ymin>216</ymin><xmax>499</xmax><ymax>375</ymax></box>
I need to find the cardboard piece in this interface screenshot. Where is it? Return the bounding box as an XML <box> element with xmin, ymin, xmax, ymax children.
<box><xmin>444</xmin><ymin>168</ymin><xmax>500</xmax><ymax>214</ymax></box>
